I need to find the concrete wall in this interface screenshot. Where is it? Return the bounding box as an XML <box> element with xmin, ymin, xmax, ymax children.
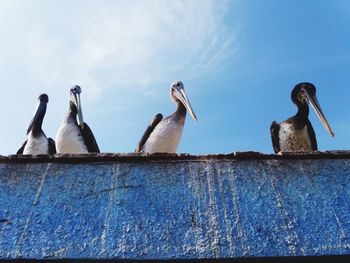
<box><xmin>0</xmin><ymin>152</ymin><xmax>350</xmax><ymax>260</ymax></box>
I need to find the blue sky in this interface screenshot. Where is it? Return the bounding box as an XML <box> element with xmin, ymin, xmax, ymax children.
<box><xmin>0</xmin><ymin>0</ymin><xmax>349</xmax><ymax>155</ymax></box>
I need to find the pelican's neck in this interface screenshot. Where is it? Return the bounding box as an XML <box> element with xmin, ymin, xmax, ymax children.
<box><xmin>65</xmin><ymin>102</ymin><xmax>78</xmax><ymax>125</ymax></box>
<box><xmin>31</xmin><ymin>104</ymin><xmax>46</xmax><ymax>137</ymax></box>
<box><xmin>173</xmin><ymin>101</ymin><xmax>187</xmax><ymax>123</ymax></box>
<box><xmin>293</xmin><ymin>103</ymin><xmax>309</xmax><ymax>129</ymax></box>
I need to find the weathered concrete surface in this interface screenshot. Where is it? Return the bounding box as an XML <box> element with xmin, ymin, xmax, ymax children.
<box><xmin>0</xmin><ymin>152</ymin><xmax>350</xmax><ymax>260</ymax></box>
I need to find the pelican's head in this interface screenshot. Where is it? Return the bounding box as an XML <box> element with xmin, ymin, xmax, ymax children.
<box><xmin>38</xmin><ymin>94</ymin><xmax>49</xmax><ymax>103</ymax></box>
<box><xmin>70</xmin><ymin>85</ymin><xmax>84</xmax><ymax>127</ymax></box>
<box><xmin>169</xmin><ymin>80</ymin><xmax>197</xmax><ymax>121</ymax></box>
<box><xmin>292</xmin><ymin>82</ymin><xmax>334</xmax><ymax>137</ymax></box>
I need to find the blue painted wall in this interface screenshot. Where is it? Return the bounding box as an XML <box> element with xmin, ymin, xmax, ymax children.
<box><xmin>0</xmin><ymin>154</ymin><xmax>350</xmax><ymax>260</ymax></box>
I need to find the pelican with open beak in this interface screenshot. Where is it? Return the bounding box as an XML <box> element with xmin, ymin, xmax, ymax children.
<box><xmin>17</xmin><ymin>94</ymin><xmax>56</xmax><ymax>155</ymax></box>
<box><xmin>56</xmin><ymin>85</ymin><xmax>100</xmax><ymax>153</ymax></box>
<box><xmin>135</xmin><ymin>80</ymin><xmax>197</xmax><ymax>153</ymax></box>
<box><xmin>270</xmin><ymin>82</ymin><xmax>334</xmax><ymax>153</ymax></box>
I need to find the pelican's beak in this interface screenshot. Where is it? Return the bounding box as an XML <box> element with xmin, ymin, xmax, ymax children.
<box><xmin>26</xmin><ymin>100</ymin><xmax>47</xmax><ymax>135</ymax></box>
<box><xmin>174</xmin><ymin>87</ymin><xmax>198</xmax><ymax>121</ymax></box>
<box><xmin>71</xmin><ymin>91</ymin><xmax>84</xmax><ymax>128</ymax></box>
<box><xmin>303</xmin><ymin>89</ymin><xmax>334</xmax><ymax>137</ymax></box>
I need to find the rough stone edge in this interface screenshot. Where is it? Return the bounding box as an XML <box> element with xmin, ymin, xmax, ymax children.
<box><xmin>0</xmin><ymin>150</ymin><xmax>349</xmax><ymax>164</ymax></box>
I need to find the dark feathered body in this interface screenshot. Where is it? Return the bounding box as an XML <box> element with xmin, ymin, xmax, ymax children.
<box><xmin>271</xmin><ymin>118</ymin><xmax>317</xmax><ymax>153</ymax></box>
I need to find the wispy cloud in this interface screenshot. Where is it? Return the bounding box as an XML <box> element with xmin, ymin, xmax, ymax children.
<box><xmin>0</xmin><ymin>0</ymin><xmax>237</xmax><ymax>154</ymax></box>
<box><xmin>0</xmin><ymin>0</ymin><xmax>236</xmax><ymax>100</ymax></box>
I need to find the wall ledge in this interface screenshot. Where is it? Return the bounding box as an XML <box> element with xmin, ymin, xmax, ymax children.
<box><xmin>0</xmin><ymin>150</ymin><xmax>350</xmax><ymax>163</ymax></box>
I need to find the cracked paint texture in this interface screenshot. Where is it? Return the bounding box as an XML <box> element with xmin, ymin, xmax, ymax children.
<box><xmin>0</xmin><ymin>156</ymin><xmax>350</xmax><ymax>260</ymax></box>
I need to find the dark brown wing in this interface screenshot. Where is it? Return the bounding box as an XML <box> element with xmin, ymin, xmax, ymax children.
<box><xmin>270</xmin><ymin>121</ymin><xmax>281</xmax><ymax>154</ymax></box>
<box><xmin>80</xmin><ymin>122</ymin><xmax>100</xmax><ymax>153</ymax></box>
<box><xmin>306</xmin><ymin>119</ymin><xmax>317</xmax><ymax>150</ymax></box>
<box><xmin>16</xmin><ymin>140</ymin><xmax>27</xmax><ymax>154</ymax></box>
<box><xmin>135</xmin><ymin>113</ymin><xmax>163</xmax><ymax>153</ymax></box>
<box><xmin>48</xmin><ymin>138</ymin><xmax>56</xmax><ymax>155</ymax></box>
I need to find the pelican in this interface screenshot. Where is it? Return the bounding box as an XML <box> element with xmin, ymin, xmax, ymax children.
<box><xmin>135</xmin><ymin>80</ymin><xmax>197</xmax><ymax>154</ymax></box>
<box><xmin>270</xmin><ymin>82</ymin><xmax>334</xmax><ymax>153</ymax></box>
<box><xmin>17</xmin><ymin>94</ymin><xmax>56</xmax><ymax>155</ymax></box>
<box><xmin>56</xmin><ymin>85</ymin><xmax>100</xmax><ymax>153</ymax></box>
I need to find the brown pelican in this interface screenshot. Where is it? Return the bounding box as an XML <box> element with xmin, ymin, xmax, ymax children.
<box><xmin>17</xmin><ymin>94</ymin><xmax>56</xmax><ymax>155</ymax></box>
<box><xmin>270</xmin><ymin>82</ymin><xmax>334</xmax><ymax>153</ymax></box>
<box><xmin>56</xmin><ymin>85</ymin><xmax>100</xmax><ymax>153</ymax></box>
<box><xmin>135</xmin><ymin>80</ymin><xmax>197</xmax><ymax>154</ymax></box>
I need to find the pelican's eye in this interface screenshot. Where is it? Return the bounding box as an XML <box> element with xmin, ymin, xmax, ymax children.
<box><xmin>298</xmin><ymin>92</ymin><xmax>307</xmax><ymax>103</ymax></box>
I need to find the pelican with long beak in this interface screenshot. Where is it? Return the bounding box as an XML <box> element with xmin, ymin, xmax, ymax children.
<box><xmin>56</xmin><ymin>85</ymin><xmax>100</xmax><ymax>153</ymax></box>
<box><xmin>135</xmin><ymin>80</ymin><xmax>197</xmax><ymax>153</ymax></box>
<box><xmin>17</xmin><ymin>94</ymin><xmax>56</xmax><ymax>155</ymax></box>
<box><xmin>270</xmin><ymin>82</ymin><xmax>334</xmax><ymax>153</ymax></box>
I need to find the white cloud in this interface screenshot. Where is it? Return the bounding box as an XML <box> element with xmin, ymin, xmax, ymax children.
<box><xmin>0</xmin><ymin>0</ymin><xmax>237</xmax><ymax>154</ymax></box>
<box><xmin>0</xmin><ymin>0</ymin><xmax>236</xmax><ymax>100</ymax></box>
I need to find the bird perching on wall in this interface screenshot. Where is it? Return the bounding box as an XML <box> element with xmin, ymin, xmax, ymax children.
<box><xmin>135</xmin><ymin>81</ymin><xmax>197</xmax><ymax>154</ymax></box>
<box><xmin>270</xmin><ymin>82</ymin><xmax>334</xmax><ymax>153</ymax></box>
<box><xmin>56</xmin><ymin>85</ymin><xmax>100</xmax><ymax>153</ymax></box>
<box><xmin>17</xmin><ymin>94</ymin><xmax>56</xmax><ymax>155</ymax></box>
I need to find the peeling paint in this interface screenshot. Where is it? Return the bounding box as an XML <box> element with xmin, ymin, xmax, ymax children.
<box><xmin>1</xmin><ymin>153</ymin><xmax>350</xmax><ymax>260</ymax></box>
